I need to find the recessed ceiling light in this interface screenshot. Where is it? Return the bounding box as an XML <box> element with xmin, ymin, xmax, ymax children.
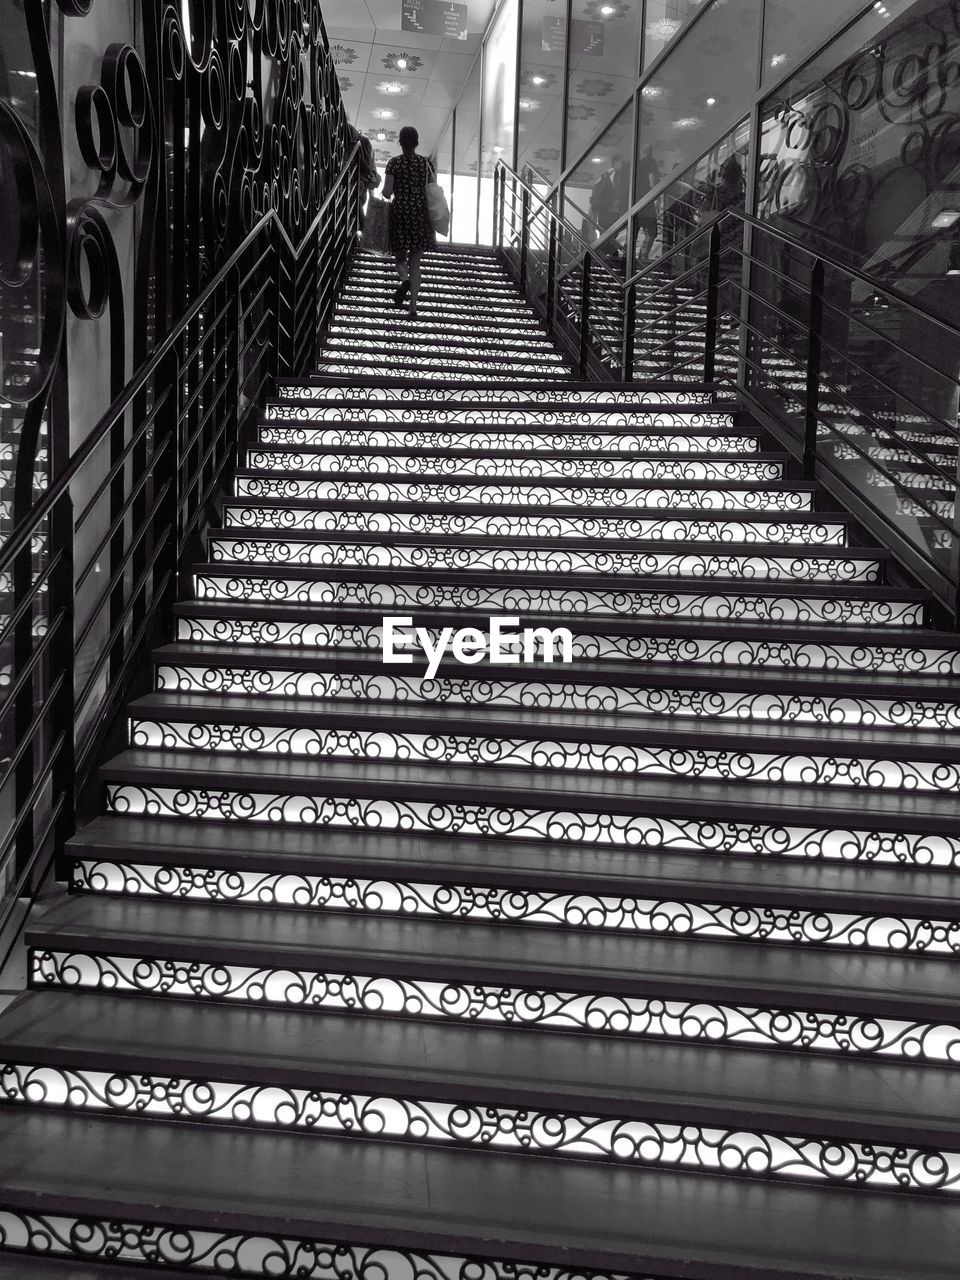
<box><xmin>706</xmin><ymin>96</ymin><xmax>716</xmax><ymax>106</ymax></box>
<box><xmin>531</xmin><ymin>75</ymin><xmax>546</xmax><ymax>86</ymax></box>
<box><xmin>519</xmin><ymin>97</ymin><xmax>540</xmax><ymax>110</ymax></box>
<box><xmin>493</xmin><ymin>145</ymin><xmax>504</xmax><ymax>153</ymax></box>
<box><xmin>649</xmin><ymin>17</ymin><xmax>681</xmax><ymax>38</ymax></box>
<box><xmin>770</xmin><ymin>53</ymin><xmax>787</xmax><ymax>66</ymax></box>
<box><xmin>641</xmin><ymin>84</ymin><xmax>663</xmax><ymax>98</ymax></box>
<box><xmin>599</xmin><ymin>4</ymin><xmax>616</xmax><ymax>14</ymax></box>
<box><xmin>674</xmin><ymin>116</ymin><xmax>701</xmax><ymax>129</ymax></box>
<box><xmin>591</xmin><ymin>157</ymin><xmax>605</xmax><ymax>163</ymax></box>
<box><xmin>396</xmin><ymin>57</ymin><xmax>408</xmax><ymax>70</ymax></box>
<box><xmin>373</xmin><ymin>109</ymin><xmax>395</xmax><ymax>119</ymax></box>
<box><xmin>376</xmin><ymin>131</ymin><xmax>387</xmax><ymax>141</ymax></box>
<box><xmin>932</xmin><ymin>210</ymin><xmax>960</xmax><ymax>228</ymax></box>
<box><xmin>378</xmin><ymin>80</ymin><xmax>406</xmax><ymax>95</ymax></box>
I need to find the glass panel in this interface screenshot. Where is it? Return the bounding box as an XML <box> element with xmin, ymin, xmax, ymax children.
<box><xmin>518</xmin><ymin>0</ymin><xmax>567</xmax><ymax>189</ymax></box>
<box><xmin>562</xmin><ymin>101</ymin><xmax>634</xmax><ymax>262</ymax></box>
<box><xmin>761</xmin><ymin>0</ymin><xmax>871</xmax><ymax>87</ymax></box>
<box><xmin>752</xmin><ymin>0</ymin><xmax>960</xmax><ymax>589</ymax></box>
<box><xmin>642</xmin><ymin>0</ymin><xmax>714</xmax><ymax>71</ymax></box>
<box><xmin>565</xmin><ymin>0</ymin><xmax>642</xmax><ymax>166</ymax></box>
<box><xmin>433</xmin><ymin>120</ymin><xmax>454</xmax><ymax>244</ymax></box>
<box><xmin>452</xmin><ymin>59</ymin><xmax>482</xmax><ymax>243</ymax></box>
<box><xmin>479</xmin><ymin>0</ymin><xmax>520</xmax><ymax>244</ymax></box>
<box><xmin>636</xmin><ymin>0</ymin><xmax>761</xmax><ymax>189</ymax></box>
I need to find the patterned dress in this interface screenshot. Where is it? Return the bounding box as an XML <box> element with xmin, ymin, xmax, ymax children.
<box><xmin>386</xmin><ymin>153</ymin><xmax>437</xmax><ymax>258</ymax></box>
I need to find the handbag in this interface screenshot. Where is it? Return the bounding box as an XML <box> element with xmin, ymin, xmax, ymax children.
<box><xmin>364</xmin><ymin>196</ymin><xmax>391</xmax><ymax>253</ymax></box>
<box><xmin>424</xmin><ymin>162</ymin><xmax>450</xmax><ymax>236</ymax></box>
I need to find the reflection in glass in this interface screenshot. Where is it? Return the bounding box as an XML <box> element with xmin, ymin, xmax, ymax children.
<box><xmin>642</xmin><ymin>0</ymin><xmax>713</xmax><ymax>70</ymax></box>
<box><xmin>433</xmin><ymin>121</ymin><xmax>454</xmax><ymax>243</ymax></box>
<box><xmin>635</xmin><ymin>0</ymin><xmax>761</xmax><ymax>196</ymax></box>
<box><xmin>518</xmin><ymin>0</ymin><xmax>567</xmax><ymax>190</ymax></box>
<box><xmin>565</xmin><ymin>0</ymin><xmax>641</xmax><ymax>166</ymax></box>
<box><xmin>761</xmin><ymin>0</ymin><xmax>873</xmax><ymax>86</ymax></box>
<box><xmin>562</xmin><ymin>102</ymin><xmax>634</xmax><ymax>267</ymax></box>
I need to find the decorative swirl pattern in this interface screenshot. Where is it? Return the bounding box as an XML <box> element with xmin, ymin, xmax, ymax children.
<box><xmin>74</xmin><ymin>860</ymin><xmax>960</xmax><ymax>956</ymax></box>
<box><xmin>0</xmin><ymin>1208</ymin><xmax>635</xmax><ymax>1280</ymax></box>
<box><xmin>156</xmin><ymin>662</ymin><xmax>960</xmax><ymax>731</ymax></box>
<box><xmin>205</xmin><ymin>538</ymin><xmax>876</xmax><ymax>584</ymax></box>
<box><xmin>33</xmin><ymin>948</ymin><xmax>960</xmax><ymax>1062</ymax></box>
<box><xmin>104</xmin><ymin>783</ymin><xmax>960</xmax><ymax>867</ymax></box>
<box><xmin>3</xmin><ymin>1059</ymin><xmax>958</xmax><ymax>1193</ymax></box>
<box><xmin>316</xmin><ymin>358</ymin><xmax>571</xmax><ymax>381</ymax></box>
<box><xmin>234</xmin><ymin>476</ymin><xmax>813</xmax><ymax>511</ymax></box>
<box><xmin>224</xmin><ymin>505</ymin><xmax>844</xmax><ymax>546</ymax></box>
<box><xmin>126</xmin><ymin>717</ymin><xmax>960</xmax><ymax>795</ymax></box>
<box><xmin>175</xmin><ymin>613</ymin><xmax>960</xmax><ymax>674</ymax></box>
<box><xmin>325</xmin><ymin>337</ymin><xmax>568</xmax><ymax>363</ymax></box>
<box><xmin>194</xmin><ymin>572</ymin><xmax>921</xmax><ymax>627</ymax></box>
<box><xmin>275</xmin><ymin>385</ymin><xmax>723</xmax><ymax>407</ymax></box>
<box><xmin>256</xmin><ymin>427</ymin><xmax>756</xmax><ymax>453</ymax></box>
<box><xmin>243</xmin><ymin>452</ymin><xmax>785</xmax><ymax>483</ymax></box>
<box><xmin>265</xmin><ymin>404</ymin><xmax>735</xmax><ymax>427</ymax></box>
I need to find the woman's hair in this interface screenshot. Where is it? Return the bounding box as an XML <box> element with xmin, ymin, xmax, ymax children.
<box><xmin>399</xmin><ymin>126</ymin><xmax>419</xmax><ymax>152</ymax></box>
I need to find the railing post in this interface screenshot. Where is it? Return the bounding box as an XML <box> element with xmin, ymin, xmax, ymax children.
<box><xmin>495</xmin><ymin>167</ymin><xmax>504</xmax><ymax>250</ymax></box>
<box><xmin>804</xmin><ymin>258</ymin><xmax>826</xmax><ymax>480</ymax></box>
<box><xmin>703</xmin><ymin>221</ymin><xmax>721</xmax><ymax>384</ymax></box>
<box><xmin>622</xmin><ymin>281</ymin><xmax>635</xmax><ymax>383</ymax></box>
<box><xmin>50</xmin><ymin>489</ymin><xmax>76</xmax><ymax>877</ymax></box>
<box><xmin>546</xmin><ymin>217</ymin><xmax>558</xmax><ymax>332</ymax></box>
<box><xmin>519</xmin><ymin>185</ymin><xmax>531</xmax><ymax>294</ymax></box>
<box><xmin>578</xmin><ymin>249</ymin><xmax>592</xmax><ymax>380</ymax></box>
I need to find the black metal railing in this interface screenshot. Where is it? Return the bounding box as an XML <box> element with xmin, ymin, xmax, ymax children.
<box><xmin>0</xmin><ymin>145</ymin><xmax>362</xmax><ymax>959</ymax></box>
<box><xmin>495</xmin><ymin>159</ymin><xmax>960</xmax><ymax>622</ymax></box>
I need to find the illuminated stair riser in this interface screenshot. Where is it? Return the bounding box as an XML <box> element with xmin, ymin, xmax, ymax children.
<box><xmin>126</xmin><ymin>718</ymin><xmax>960</xmax><ymax>794</ymax></box>
<box><xmin>0</xmin><ymin>1057</ymin><xmax>954</xmax><ymax>1194</ymax></box>
<box><xmin>155</xmin><ymin>663</ymin><xmax>960</xmax><ymax>731</ymax></box>
<box><xmin>242</xmin><ymin>452</ymin><xmax>786</xmax><ymax>482</ymax></box>
<box><xmin>175</xmin><ymin>616</ymin><xmax>955</xmax><ymax>674</ymax></box>
<box><xmin>104</xmin><ymin>782</ymin><xmax>960</xmax><ymax>867</ymax></box>
<box><xmin>74</xmin><ymin>859</ymin><xmax>960</xmax><ymax>957</ymax></box>
<box><xmin>255</xmin><ymin>427</ymin><xmax>757</xmax><ymax>453</ymax></box>
<box><xmin>192</xmin><ymin>574</ymin><xmax>918</xmax><ymax>627</ymax></box>
<box><xmin>32</xmin><ymin>945</ymin><xmax>960</xmax><ymax>1063</ymax></box>
<box><xmin>222</xmin><ymin>508</ymin><xmax>847</xmax><ymax>545</ymax></box>
<box><xmin>275</xmin><ymin>386</ymin><xmax>726</xmax><ymax>405</ymax></box>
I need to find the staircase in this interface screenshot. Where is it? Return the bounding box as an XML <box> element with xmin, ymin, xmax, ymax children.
<box><xmin>2</xmin><ymin>245</ymin><xmax>960</xmax><ymax>1280</ymax></box>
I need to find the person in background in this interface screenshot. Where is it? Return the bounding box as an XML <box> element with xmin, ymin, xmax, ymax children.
<box><xmin>345</xmin><ymin>121</ymin><xmax>380</xmax><ymax>230</ymax></box>
<box><xmin>381</xmin><ymin>125</ymin><xmax>436</xmax><ymax>320</ymax></box>
<box><xmin>634</xmin><ymin>143</ymin><xmax>661</xmax><ymax>265</ymax></box>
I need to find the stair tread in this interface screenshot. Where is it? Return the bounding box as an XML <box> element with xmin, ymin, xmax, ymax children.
<box><xmin>27</xmin><ymin>894</ymin><xmax>960</xmax><ymax>1016</ymax></box>
<box><xmin>128</xmin><ymin>689</ymin><xmax>960</xmax><ymax>756</ymax></box>
<box><xmin>154</xmin><ymin>641</ymin><xmax>960</xmax><ymax>698</ymax></box>
<box><xmin>4</xmin><ymin>989</ymin><xmax>958</xmax><ymax>1143</ymax></box>
<box><xmin>98</xmin><ymin>747</ymin><xmax>960</xmax><ymax>831</ymax></box>
<box><xmin>67</xmin><ymin>816</ymin><xmax>960</xmax><ymax>913</ymax></box>
<box><xmin>0</xmin><ymin>1109</ymin><xmax>956</xmax><ymax>1279</ymax></box>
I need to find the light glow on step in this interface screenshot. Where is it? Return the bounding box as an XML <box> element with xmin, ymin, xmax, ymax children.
<box><xmin>156</xmin><ymin>663</ymin><xmax>960</xmax><ymax>730</ymax></box>
<box><xmin>206</xmin><ymin>539</ymin><xmax>875</xmax><ymax>584</ymax></box>
<box><xmin>234</xmin><ymin>476</ymin><xmax>813</xmax><ymax>512</ymax></box>
<box><xmin>2</xmin><ymin>1058</ymin><xmax>957</xmax><ymax>1192</ymax></box>
<box><xmin>105</xmin><ymin>783</ymin><xmax>960</xmax><ymax>865</ymax></box>
<box><xmin>256</xmin><ymin>426</ymin><xmax>755</xmax><ymax>453</ymax></box>
<box><xmin>32</xmin><ymin>947</ymin><xmax>960</xmax><ymax>1062</ymax></box>
<box><xmin>243</xmin><ymin>451</ymin><xmax>785</xmax><ymax>482</ymax></box>
<box><xmin>223</xmin><ymin>506</ymin><xmax>845</xmax><ymax>546</ymax></box>
<box><xmin>277</xmin><ymin>385</ymin><xmax>724</xmax><ymax>406</ymax></box>
<box><xmin>265</xmin><ymin>405</ymin><xmax>736</xmax><ymax>427</ymax></box>
<box><xmin>75</xmin><ymin>859</ymin><xmax>960</xmax><ymax>955</ymax></box>
<box><xmin>193</xmin><ymin>573</ymin><xmax>919</xmax><ymax>628</ymax></box>
<box><xmin>174</xmin><ymin>616</ymin><xmax>956</xmax><ymax>673</ymax></box>
<box><xmin>0</xmin><ymin>1208</ymin><xmax>636</xmax><ymax>1280</ymax></box>
<box><xmin>125</xmin><ymin>719</ymin><xmax>959</xmax><ymax>793</ymax></box>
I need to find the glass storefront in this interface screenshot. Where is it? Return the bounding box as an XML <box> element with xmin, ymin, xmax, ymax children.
<box><xmin>479</xmin><ymin>0</ymin><xmax>521</xmax><ymax>244</ymax></box>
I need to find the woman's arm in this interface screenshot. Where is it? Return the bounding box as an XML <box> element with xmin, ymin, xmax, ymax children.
<box><xmin>382</xmin><ymin>172</ymin><xmax>394</xmax><ymax>200</ymax></box>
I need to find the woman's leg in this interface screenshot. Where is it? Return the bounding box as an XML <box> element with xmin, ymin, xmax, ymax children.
<box><xmin>408</xmin><ymin>251</ymin><xmax>422</xmax><ymax>315</ymax></box>
<box><xmin>393</xmin><ymin>252</ymin><xmax>411</xmax><ymax>305</ymax></box>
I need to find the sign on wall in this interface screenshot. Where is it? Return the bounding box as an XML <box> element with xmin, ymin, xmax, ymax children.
<box><xmin>402</xmin><ymin>0</ymin><xmax>469</xmax><ymax>39</ymax></box>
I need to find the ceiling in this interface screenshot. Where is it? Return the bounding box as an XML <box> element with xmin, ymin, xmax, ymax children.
<box><xmin>324</xmin><ymin>0</ymin><xmax>497</xmax><ymax>168</ymax></box>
